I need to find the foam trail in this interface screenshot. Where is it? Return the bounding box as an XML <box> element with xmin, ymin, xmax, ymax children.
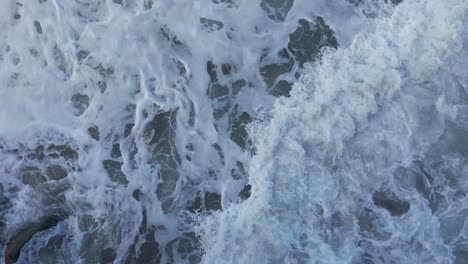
<box><xmin>198</xmin><ymin>0</ymin><xmax>468</xmax><ymax>263</ymax></box>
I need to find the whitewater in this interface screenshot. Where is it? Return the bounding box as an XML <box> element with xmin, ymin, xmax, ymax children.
<box><xmin>1</xmin><ymin>0</ymin><xmax>468</xmax><ymax>263</ymax></box>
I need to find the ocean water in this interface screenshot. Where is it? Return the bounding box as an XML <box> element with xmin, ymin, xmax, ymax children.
<box><xmin>1</xmin><ymin>0</ymin><xmax>468</xmax><ymax>263</ymax></box>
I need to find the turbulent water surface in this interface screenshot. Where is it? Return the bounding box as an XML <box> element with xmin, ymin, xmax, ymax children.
<box><xmin>1</xmin><ymin>0</ymin><xmax>468</xmax><ymax>263</ymax></box>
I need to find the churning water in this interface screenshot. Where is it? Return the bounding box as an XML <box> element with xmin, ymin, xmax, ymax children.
<box><xmin>1</xmin><ymin>0</ymin><xmax>468</xmax><ymax>263</ymax></box>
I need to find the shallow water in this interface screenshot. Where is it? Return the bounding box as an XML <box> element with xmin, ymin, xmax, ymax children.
<box><xmin>1</xmin><ymin>0</ymin><xmax>468</xmax><ymax>263</ymax></box>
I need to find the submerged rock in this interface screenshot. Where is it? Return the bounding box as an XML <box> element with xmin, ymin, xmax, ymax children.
<box><xmin>187</xmin><ymin>192</ymin><xmax>222</xmax><ymax>212</ymax></box>
<box><xmin>46</xmin><ymin>144</ymin><xmax>79</xmax><ymax>160</ymax></box>
<box><xmin>46</xmin><ymin>164</ymin><xmax>68</xmax><ymax>181</ymax></box>
<box><xmin>5</xmin><ymin>215</ymin><xmax>64</xmax><ymax>264</ymax></box>
<box><xmin>102</xmin><ymin>160</ymin><xmax>128</xmax><ymax>185</ymax></box>
<box><xmin>204</xmin><ymin>192</ymin><xmax>222</xmax><ymax>211</ymax></box>
<box><xmin>87</xmin><ymin>126</ymin><xmax>100</xmax><ymax>141</ymax></box>
<box><xmin>143</xmin><ymin>109</ymin><xmax>180</xmax><ymax>212</ymax></box>
<box><xmin>21</xmin><ymin>167</ymin><xmax>47</xmax><ymax>187</ymax></box>
<box><xmin>77</xmin><ymin>50</ymin><xmax>90</xmax><ymax>62</ymax></box>
<box><xmin>288</xmin><ymin>17</ymin><xmax>338</xmax><ymax>66</ymax></box>
<box><xmin>33</xmin><ymin>20</ymin><xmax>42</xmax><ymax>34</ymax></box>
<box><xmin>260</xmin><ymin>59</ymin><xmax>294</xmax><ymax>88</ymax></box>
<box><xmin>269</xmin><ymin>79</ymin><xmax>293</xmax><ymax>97</ymax></box>
<box><xmin>232</xmin><ymin>79</ymin><xmax>247</xmax><ymax>95</ymax></box>
<box><xmin>259</xmin><ymin>17</ymin><xmax>338</xmax><ymax>97</ymax></box>
<box><xmin>372</xmin><ymin>190</ymin><xmax>410</xmax><ymax>216</ymax></box>
<box><xmin>71</xmin><ymin>93</ymin><xmax>89</xmax><ymax>116</ymax></box>
<box><xmin>110</xmin><ymin>143</ymin><xmax>122</xmax><ymax>158</ymax></box>
<box><xmin>100</xmin><ymin>247</ymin><xmax>117</xmax><ymax>263</ymax></box>
<box><xmin>260</xmin><ymin>0</ymin><xmax>294</xmax><ymax>22</ymax></box>
<box><xmin>200</xmin><ymin>17</ymin><xmax>224</xmax><ymax>32</ymax></box>
<box><xmin>132</xmin><ymin>189</ymin><xmax>143</xmax><ymax>201</ymax></box>
<box><xmin>165</xmin><ymin>232</ymin><xmax>202</xmax><ymax>264</ymax></box>
<box><xmin>229</xmin><ymin>106</ymin><xmax>252</xmax><ymax>151</ymax></box>
<box><xmin>454</xmin><ymin>249</ymin><xmax>468</xmax><ymax>264</ymax></box>
<box><xmin>135</xmin><ymin>240</ymin><xmax>161</xmax><ymax>263</ymax></box>
<box><xmin>238</xmin><ymin>184</ymin><xmax>252</xmax><ymax>200</ymax></box>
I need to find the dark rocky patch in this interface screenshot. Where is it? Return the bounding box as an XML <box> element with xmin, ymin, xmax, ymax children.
<box><xmin>143</xmin><ymin>109</ymin><xmax>180</xmax><ymax>212</ymax></box>
<box><xmin>102</xmin><ymin>160</ymin><xmax>128</xmax><ymax>185</ymax></box>
<box><xmin>212</xmin><ymin>143</ymin><xmax>225</xmax><ymax>165</ymax></box>
<box><xmin>229</xmin><ymin>106</ymin><xmax>252</xmax><ymax>151</ymax></box>
<box><xmin>212</xmin><ymin>101</ymin><xmax>231</xmax><ymax>120</ymax></box>
<box><xmin>347</xmin><ymin>0</ymin><xmax>363</xmax><ymax>5</ymax></box>
<box><xmin>454</xmin><ymin>249</ymin><xmax>468</xmax><ymax>264</ymax></box>
<box><xmin>33</xmin><ymin>20</ymin><xmax>42</xmax><ymax>34</ymax></box>
<box><xmin>160</xmin><ymin>26</ymin><xmax>184</xmax><ymax>47</ymax></box>
<box><xmin>260</xmin><ymin>59</ymin><xmax>294</xmax><ymax>88</ymax></box>
<box><xmin>208</xmin><ymin>83</ymin><xmax>229</xmax><ymax>99</ymax></box>
<box><xmin>165</xmin><ymin>232</ymin><xmax>202</xmax><ymax>264</ymax></box>
<box><xmin>0</xmin><ymin>188</ymin><xmax>12</xmax><ymax>211</ymax></box>
<box><xmin>79</xmin><ymin>229</ymin><xmax>108</xmax><ymax>263</ymax></box>
<box><xmin>232</xmin><ymin>79</ymin><xmax>246</xmax><ymax>95</ymax></box>
<box><xmin>27</xmin><ymin>146</ymin><xmax>45</xmax><ymax>160</ymax></box>
<box><xmin>173</xmin><ymin>59</ymin><xmax>188</xmax><ymax>78</ymax></box>
<box><xmin>124</xmin><ymin>123</ymin><xmax>134</xmax><ymax>137</ymax></box>
<box><xmin>94</xmin><ymin>64</ymin><xmax>115</xmax><ymax>77</ymax></box>
<box><xmin>238</xmin><ymin>184</ymin><xmax>252</xmax><ymax>200</ymax></box>
<box><xmin>349</xmin><ymin>0</ymin><xmax>402</xmax><ymax>5</ymax></box>
<box><xmin>144</xmin><ymin>0</ymin><xmax>153</xmax><ymax>10</ymax></box>
<box><xmin>100</xmin><ymin>247</ymin><xmax>117</xmax><ymax>263</ymax></box>
<box><xmin>221</xmin><ymin>64</ymin><xmax>232</xmax><ymax>75</ymax></box>
<box><xmin>230</xmin><ymin>168</ymin><xmax>240</xmax><ymax>179</ymax></box>
<box><xmin>71</xmin><ymin>93</ymin><xmax>89</xmax><ymax>116</ymax></box>
<box><xmin>277</xmin><ymin>47</ymin><xmax>290</xmax><ymax>59</ymax></box>
<box><xmin>5</xmin><ymin>215</ymin><xmax>63</xmax><ymax>264</ymax></box>
<box><xmin>111</xmin><ymin>143</ymin><xmax>121</xmax><ymax>158</ymax></box>
<box><xmin>200</xmin><ymin>17</ymin><xmax>224</xmax><ymax>32</ymax></box>
<box><xmin>187</xmin><ymin>193</ymin><xmax>203</xmax><ymax>213</ymax></box>
<box><xmin>47</xmin><ymin>144</ymin><xmax>79</xmax><ymax>160</ymax></box>
<box><xmin>204</xmin><ymin>192</ymin><xmax>222</xmax><ymax>211</ymax></box>
<box><xmin>132</xmin><ymin>189</ymin><xmax>142</xmax><ymax>201</ymax></box>
<box><xmin>97</xmin><ymin>80</ymin><xmax>107</xmax><ymax>93</ymax></box>
<box><xmin>21</xmin><ymin>166</ymin><xmax>47</xmax><ymax>187</ymax></box>
<box><xmin>77</xmin><ymin>50</ymin><xmax>90</xmax><ymax>62</ymax></box>
<box><xmin>206</xmin><ymin>61</ymin><xmax>218</xmax><ymax>83</ymax></box>
<box><xmin>288</xmin><ymin>17</ymin><xmax>338</xmax><ymax>67</ymax></box>
<box><xmin>260</xmin><ymin>0</ymin><xmax>294</xmax><ymax>22</ymax></box>
<box><xmin>257</xmin><ymin>17</ymin><xmax>337</xmax><ymax>97</ymax></box>
<box><xmin>187</xmin><ymin>191</ymin><xmax>222</xmax><ymax>212</ymax></box>
<box><xmin>88</xmin><ymin>126</ymin><xmax>100</xmax><ymax>141</ymax></box>
<box><xmin>211</xmin><ymin>0</ymin><xmax>233</xmax><ymax>5</ymax></box>
<box><xmin>29</xmin><ymin>48</ymin><xmax>38</xmax><ymax>57</ymax></box>
<box><xmin>269</xmin><ymin>79</ymin><xmax>293</xmax><ymax>97</ymax></box>
<box><xmin>36</xmin><ymin>234</ymin><xmax>67</xmax><ymax>262</ymax></box>
<box><xmin>372</xmin><ymin>190</ymin><xmax>410</xmax><ymax>216</ymax></box>
<box><xmin>231</xmin><ymin>160</ymin><xmax>247</xmax><ymax>180</ymax></box>
<box><xmin>135</xmin><ymin>240</ymin><xmax>161</xmax><ymax>264</ymax></box>
<box><xmin>205</xmin><ymin>61</ymin><xmax>236</xmax><ymax>119</ymax></box>
<box><xmin>46</xmin><ymin>164</ymin><xmax>67</xmax><ymax>181</ymax></box>
<box><xmin>123</xmin><ymin>220</ymin><xmax>161</xmax><ymax>264</ymax></box>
